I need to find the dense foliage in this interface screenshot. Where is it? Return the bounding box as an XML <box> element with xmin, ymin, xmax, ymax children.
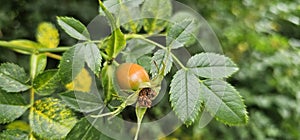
<box><xmin>0</xmin><ymin>0</ymin><xmax>299</xmax><ymax>139</ymax></box>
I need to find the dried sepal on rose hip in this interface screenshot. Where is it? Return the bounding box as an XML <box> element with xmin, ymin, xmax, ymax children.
<box><xmin>116</xmin><ymin>63</ymin><xmax>162</xmax><ymax>108</ymax></box>
<box><xmin>91</xmin><ymin>62</ymin><xmax>163</xmax><ymax>119</ymax></box>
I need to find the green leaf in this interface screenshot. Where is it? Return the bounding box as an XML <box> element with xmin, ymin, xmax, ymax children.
<box><xmin>101</xmin><ymin>63</ymin><xmax>117</xmax><ymax>104</ymax></box>
<box><xmin>84</xmin><ymin>43</ymin><xmax>102</xmax><ymax>74</ymax></box>
<box><xmin>187</xmin><ymin>53</ymin><xmax>239</xmax><ymax>79</ymax></box>
<box><xmin>171</xmin><ymin>11</ymin><xmax>198</xmax><ymax>23</ymax></box>
<box><xmin>150</xmin><ymin>49</ymin><xmax>173</xmax><ymax>76</ymax></box>
<box><xmin>59</xmin><ymin>91</ymin><xmax>104</xmax><ymax>113</ymax></box>
<box><xmin>137</xmin><ymin>56</ymin><xmax>152</xmax><ymax>73</ymax></box>
<box><xmin>0</xmin><ymin>90</ymin><xmax>29</xmax><ymax>124</ymax></box>
<box><xmin>170</xmin><ymin>69</ymin><xmax>202</xmax><ymax>125</ymax></box>
<box><xmin>30</xmin><ymin>54</ymin><xmax>47</xmax><ymax>78</ymax></box>
<box><xmin>0</xmin><ymin>129</ymin><xmax>29</xmax><ymax>140</ymax></box>
<box><xmin>99</xmin><ymin>0</ymin><xmax>144</xmax><ymax>15</ymax></box>
<box><xmin>167</xmin><ymin>19</ymin><xmax>199</xmax><ymax>49</ymax></box>
<box><xmin>57</xmin><ymin>16</ymin><xmax>90</xmax><ymax>40</ymax></box>
<box><xmin>99</xmin><ymin>0</ymin><xmax>144</xmax><ymax>33</ymax></box>
<box><xmin>200</xmin><ymin>80</ymin><xmax>248</xmax><ymax>125</ymax></box>
<box><xmin>120</xmin><ymin>7</ymin><xmax>143</xmax><ymax>33</ymax></box>
<box><xmin>33</xmin><ymin>70</ymin><xmax>60</xmax><ymax>96</ymax></box>
<box><xmin>141</xmin><ymin>0</ymin><xmax>172</xmax><ymax>33</ymax></box>
<box><xmin>30</xmin><ymin>97</ymin><xmax>77</xmax><ymax>139</ymax></box>
<box><xmin>122</xmin><ymin>38</ymin><xmax>155</xmax><ymax>63</ymax></box>
<box><xmin>36</xmin><ymin>22</ymin><xmax>59</xmax><ymax>48</ymax></box>
<box><xmin>105</xmin><ymin>29</ymin><xmax>126</xmax><ymax>59</ymax></box>
<box><xmin>66</xmin><ymin>117</ymin><xmax>112</xmax><ymax>140</ymax></box>
<box><xmin>59</xmin><ymin>46</ymin><xmax>85</xmax><ymax>85</ymax></box>
<box><xmin>0</xmin><ymin>63</ymin><xmax>30</xmax><ymax>92</ymax></box>
<box><xmin>5</xmin><ymin>120</ymin><xmax>30</xmax><ymax>132</ymax></box>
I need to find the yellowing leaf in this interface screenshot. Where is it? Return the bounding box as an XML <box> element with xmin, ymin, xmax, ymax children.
<box><xmin>8</xmin><ymin>40</ymin><xmax>41</xmax><ymax>54</ymax></box>
<box><xmin>6</xmin><ymin>120</ymin><xmax>30</xmax><ymax>132</ymax></box>
<box><xmin>65</xmin><ymin>68</ymin><xmax>91</xmax><ymax>92</ymax></box>
<box><xmin>36</xmin><ymin>22</ymin><xmax>59</xmax><ymax>48</ymax></box>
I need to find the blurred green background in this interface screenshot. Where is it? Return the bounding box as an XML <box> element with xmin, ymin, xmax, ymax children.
<box><xmin>0</xmin><ymin>0</ymin><xmax>299</xmax><ymax>139</ymax></box>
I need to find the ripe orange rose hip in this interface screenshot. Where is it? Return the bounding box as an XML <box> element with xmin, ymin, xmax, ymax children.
<box><xmin>116</xmin><ymin>63</ymin><xmax>150</xmax><ymax>90</ymax></box>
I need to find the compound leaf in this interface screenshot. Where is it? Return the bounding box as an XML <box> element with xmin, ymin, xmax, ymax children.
<box><xmin>150</xmin><ymin>49</ymin><xmax>173</xmax><ymax>76</ymax></box>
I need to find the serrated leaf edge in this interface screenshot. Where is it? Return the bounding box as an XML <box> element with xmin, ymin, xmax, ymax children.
<box><xmin>169</xmin><ymin>69</ymin><xmax>202</xmax><ymax>126</ymax></box>
<box><xmin>57</xmin><ymin>16</ymin><xmax>90</xmax><ymax>41</ymax></box>
<box><xmin>202</xmin><ymin>80</ymin><xmax>248</xmax><ymax>126</ymax></box>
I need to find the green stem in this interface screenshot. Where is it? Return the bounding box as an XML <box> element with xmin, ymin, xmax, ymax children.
<box><xmin>29</xmin><ymin>88</ymin><xmax>35</xmax><ymax>139</ymax></box>
<box><xmin>125</xmin><ymin>33</ymin><xmax>166</xmax><ymax>40</ymax></box>
<box><xmin>131</xmin><ymin>35</ymin><xmax>188</xmax><ymax>70</ymax></box>
<box><xmin>0</xmin><ymin>40</ymin><xmax>35</xmax><ymax>53</ymax></box>
<box><xmin>0</xmin><ymin>40</ymin><xmax>71</xmax><ymax>54</ymax></box>
<box><xmin>98</xmin><ymin>0</ymin><xmax>118</xmax><ymax>29</ymax></box>
<box><xmin>45</xmin><ymin>52</ymin><xmax>62</xmax><ymax>60</ymax></box>
<box><xmin>38</xmin><ymin>47</ymin><xmax>70</xmax><ymax>53</ymax></box>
